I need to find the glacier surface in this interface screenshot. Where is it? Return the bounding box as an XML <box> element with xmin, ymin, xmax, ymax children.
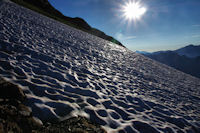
<box><xmin>0</xmin><ymin>1</ymin><xmax>200</xmax><ymax>132</ymax></box>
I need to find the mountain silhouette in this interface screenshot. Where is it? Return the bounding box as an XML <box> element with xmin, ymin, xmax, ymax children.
<box><xmin>10</xmin><ymin>0</ymin><xmax>124</xmax><ymax>47</ymax></box>
<box><xmin>175</xmin><ymin>44</ymin><xmax>200</xmax><ymax>58</ymax></box>
<box><xmin>141</xmin><ymin>45</ymin><xmax>200</xmax><ymax>78</ymax></box>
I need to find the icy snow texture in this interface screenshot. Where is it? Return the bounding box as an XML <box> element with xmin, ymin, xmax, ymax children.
<box><xmin>0</xmin><ymin>1</ymin><xmax>200</xmax><ymax>133</ymax></box>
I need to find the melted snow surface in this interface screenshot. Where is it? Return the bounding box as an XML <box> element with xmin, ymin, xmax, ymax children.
<box><xmin>0</xmin><ymin>1</ymin><xmax>200</xmax><ymax>132</ymax></box>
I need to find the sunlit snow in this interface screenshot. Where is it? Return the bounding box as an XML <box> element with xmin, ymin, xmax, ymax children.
<box><xmin>0</xmin><ymin>1</ymin><xmax>200</xmax><ymax>132</ymax></box>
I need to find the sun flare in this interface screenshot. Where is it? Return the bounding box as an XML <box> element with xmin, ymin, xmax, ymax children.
<box><xmin>122</xmin><ymin>1</ymin><xmax>146</xmax><ymax>21</ymax></box>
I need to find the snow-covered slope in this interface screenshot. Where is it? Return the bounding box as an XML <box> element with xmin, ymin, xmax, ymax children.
<box><xmin>0</xmin><ymin>1</ymin><xmax>200</xmax><ymax>132</ymax></box>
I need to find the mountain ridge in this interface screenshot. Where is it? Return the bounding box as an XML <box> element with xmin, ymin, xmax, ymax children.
<box><xmin>139</xmin><ymin>44</ymin><xmax>200</xmax><ymax>78</ymax></box>
<box><xmin>10</xmin><ymin>0</ymin><xmax>124</xmax><ymax>47</ymax></box>
<box><xmin>175</xmin><ymin>44</ymin><xmax>200</xmax><ymax>58</ymax></box>
<box><xmin>138</xmin><ymin>44</ymin><xmax>200</xmax><ymax>58</ymax></box>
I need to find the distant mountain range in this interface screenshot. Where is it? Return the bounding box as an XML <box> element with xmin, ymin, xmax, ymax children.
<box><xmin>10</xmin><ymin>0</ymin><xmax>124</xmax><ymax>47</ymax></box>
<box><xmin>175</xmin><ymin>44</ymin><xmax>200</xmax><ymax>58</ymax></box>
<box><xmin>137</xmin><ymin>45</ymin><xmax>200</xmax><ymax>78</ymax></box>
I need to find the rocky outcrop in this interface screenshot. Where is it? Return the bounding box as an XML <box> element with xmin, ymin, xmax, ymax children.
<box><xmin>0</xmin><ymin>78</ymin><xmax>106</xmax><ymax>133</ymax></box>
<box><xmin>41</xmin><ymin>117</ymin><xmax>106</xmax><ymax>133</ymax></box>
<box><xmin>0</xmin><ymin>78</ymin><xmax>42</xmax><ymax>133</ymax></box>
<box><xmin>0</xmin><ymin>78</ymin><xmax>25</xmax><ymax>101</ymax></box>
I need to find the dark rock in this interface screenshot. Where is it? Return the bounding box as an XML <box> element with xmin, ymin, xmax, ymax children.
<box><xmin>41</xmin><ymin>116</ymin><xmax>107</xmax><ymax>133</ymax></box>
<box><xmin>0</xmin><ymin>77</ymin><xmax>106</xmax><ymax>133</ymax></box>
<box><xmin>0</xmin><ymin>78</ymin><xmax>25</xmax><ymax>101</ymax></box>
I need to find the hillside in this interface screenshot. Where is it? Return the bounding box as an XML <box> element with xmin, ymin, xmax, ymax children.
<box><xmin>0</xmin><ymin>1</ymin><xmax>200</xmax><ymax>132</ymax></box>
<box><xmin>175</xmin><ymin>44</ymin><xmax>200</xmax><ymax>58</ymax></box>
<box><xmin>141</xmin><ymin>45</ymin><xmax>200</xmax><ymax>78</ymax></box>
<box><xmin>10</xmin><ymin>0</ymin><xmax>124</xmax><ymax>47</ymax></box>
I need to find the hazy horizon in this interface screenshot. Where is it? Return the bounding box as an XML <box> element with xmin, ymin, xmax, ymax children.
<box><xmin>136</xmin><ymin>44</ymin><xmax>200</xmax><ymax>52</ymax></box>
<box><xmin>49</xmin><ymin>0</ymin><xmax>200</xmax><ymax>52</ymax></box>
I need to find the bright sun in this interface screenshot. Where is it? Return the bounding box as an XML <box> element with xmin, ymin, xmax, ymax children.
<box><xmin>122</xmin><ymin>1</ymin><xmax>146</xmax><ymax>21</ymax></box>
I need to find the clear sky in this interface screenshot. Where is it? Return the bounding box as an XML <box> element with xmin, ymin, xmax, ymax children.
<box><xmin>48</xmin><ymin>0</ymin><xmax>200</xmax><ymax>52</ymax></box>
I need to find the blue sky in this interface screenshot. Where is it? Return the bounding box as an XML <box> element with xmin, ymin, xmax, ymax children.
<box><xmin>49</xmin><ymin>0</ymin><xmax>200</xmax><ymax>52</ymax></box>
